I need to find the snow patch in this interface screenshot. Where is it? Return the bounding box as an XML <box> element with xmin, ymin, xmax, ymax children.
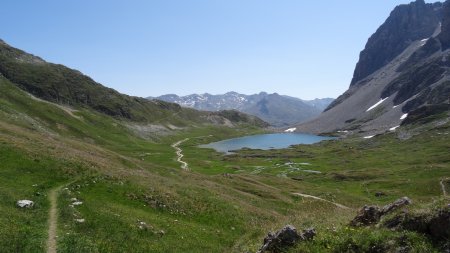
<box><xmin>363</xmin><ymin>135</ymin><xmax>375</xmax><ymax>139</ymax></box>
<box><xmin>284</xmin><ymin>128</ymin><xmax>296</xmax><ymax>133</ymax></box>
<box><xmin>366</xmin><ymin>97</ymin><xmax>388</xmax><ymax>112</ymax></box>
<box><xmin>389</xmin><ymin>126</ymin><xmax>400</xmax><ymax>131</ymax></box>
<box><xmin>420</xmin><ymin>38</ymin><xmax>429</xmax><ymax>47</ymax></box>
<box><xmin>400</xmin><ymin>113</ymin><xmax>408</xmax><ymax>120</ymax></box>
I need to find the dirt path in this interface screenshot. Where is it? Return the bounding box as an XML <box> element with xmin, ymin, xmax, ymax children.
<box><xmin>440</xmin><ymin>178</ymin><xmax>448</xmax><ymax>197</ymax></box>
<box><xmin>28</xmin><ymin>93</ymin><xmax>81</xmax><ymax>120</ymax></box>
<box><xmin>47</xmin><ymin>186</ymin><xmax>62</xmax><ymax>253</ymax></box>
<box><xmin>292</xmin><ymin>192</ymin><xmax>350</xmax><ymax>209</ymax></box>
<box><xmin>171</xmin><ymin>138</ymin><xmax>190</xmax><ymax>171</ymax></box>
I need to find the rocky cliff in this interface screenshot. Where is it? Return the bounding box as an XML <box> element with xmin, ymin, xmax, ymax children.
<box><xmin>296</xmin><ymin>0</ymin><xmax>450</xmax><ymax>135</ymax></box>
<box><xmin>349</xmin><ymin>0</ymin><xmax>442</xmax><ymax>87</ymax></box>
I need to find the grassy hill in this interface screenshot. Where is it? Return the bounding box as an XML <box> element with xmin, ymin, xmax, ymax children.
<box><xmin>0</xmin><ymin>40</ymin><xmax>267</xmax><ymax>128</ymax></box>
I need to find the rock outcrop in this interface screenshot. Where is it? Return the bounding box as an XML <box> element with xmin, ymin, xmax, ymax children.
<box><xmin>384</xmin><ymin>206</ymin><xmax>450</xmax><ymax>250</ymax></box>
<box><xmin>350</xmin><ymin>197</ymin><xmax>411</xmax><ymax>226</ymax></box>
<box><xmin>257</xmin><ymin>225</ymin><xmax>316</xmax><ymax>253</ymax></box>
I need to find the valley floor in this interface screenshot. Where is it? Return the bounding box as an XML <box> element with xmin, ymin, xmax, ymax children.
<box><xmin>0</xmin><ymin>80</ymin><xmax>449</xmax><ymax>252</ymax></box>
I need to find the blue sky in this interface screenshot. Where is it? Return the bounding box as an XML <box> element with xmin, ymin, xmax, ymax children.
<box><xmin>0</xmin><ymin>0</ymin><xmax>433</xmax><ymax>99</ymax></box>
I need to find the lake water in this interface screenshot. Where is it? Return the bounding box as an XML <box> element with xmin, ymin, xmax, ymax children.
<box><xmin>199</xmin><ymin>133</ymin><xmax>335</xmax><ymax>154</ymax></box>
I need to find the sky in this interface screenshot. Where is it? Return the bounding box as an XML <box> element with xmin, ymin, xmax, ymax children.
<box><xmin>0</xmin><ymin>0</ymin><xmax>434</xmax><ymax>100</ymax></box>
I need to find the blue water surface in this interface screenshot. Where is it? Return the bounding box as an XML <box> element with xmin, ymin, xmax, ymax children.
<box><xmin>199</xmin><ymin>133</ymin><xmax>335</xmax><ymax>154</ymax></box>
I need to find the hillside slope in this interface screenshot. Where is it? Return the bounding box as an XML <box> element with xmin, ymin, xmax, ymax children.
<box><xmin>0</xmin><ymin>39</ymin><xmax>267</xmax><ymax>129</ymax></box>
<box><xmin>296</xmin><ymin>0</ymin><xmax>450</xmax><ymax>135</ymax></box>
<box><xmin>153</xmin><ymin>92</ymin><xmax>333</xmax><ymax>127</ymax></box>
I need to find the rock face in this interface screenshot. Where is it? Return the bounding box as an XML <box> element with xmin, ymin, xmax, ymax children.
<box><xmin>351</xmin><ymin>197</ymin><xmax>411</xmax><ymax>226</ymax></box>
<box><xmin>384</xmin><ymin>207</ymin><xmax>450</xmax><ymax>244</ymax></box>
<box><xmin>257</xmin><ymin>225</ymin><xmax>316</xmax><ymax>253</ymax></box>
<box><xmin>350</xmin><ymin>0</ymin><xmax>442</xmax><ymax>87</ymax></box>
<box><xmin>16</xmin><ymin>200</ymin><xmax>34</xmax><ymax>208</ymax></box>
<box><xmin>440</xmin><ymin>0</ymin><xmax>450</xmax><ymax>49</ymax></box>
<box><xmin>296</xmin><ymin>0</ymin><xmax>450</xmax><ymax>135</ymax></box>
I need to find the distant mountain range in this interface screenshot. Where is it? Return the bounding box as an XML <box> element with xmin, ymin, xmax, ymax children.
<box><xmin>296</xmin><ymin>0</ymin><xmax>450</xmax><ymax>135</ymax></box>
<box><xmin>150</xmin><ymin>92</ymin><xmax>334</xmax><ymax>127</ymax></box>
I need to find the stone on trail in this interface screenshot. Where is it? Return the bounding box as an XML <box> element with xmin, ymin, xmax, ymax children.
<box><xmin>16</xmin><ymin>200</ymin><xmax>34</xmax><ymax>208</ymax></box>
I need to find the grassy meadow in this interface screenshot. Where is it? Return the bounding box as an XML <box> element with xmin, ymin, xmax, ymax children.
<box><xmin>0</xmin><ymin>77</ymin><xmax>449</xmax><ymax>252</ymax></box>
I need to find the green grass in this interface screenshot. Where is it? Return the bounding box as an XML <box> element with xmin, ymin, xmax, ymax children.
<box><xmin>0</xmin><ymin>75</ymin><xmax>448</xmax><ymax>252</ymax></box>
<box><xmin>0</xmin><ymin>143</ymin><xmax>79</xmax><ymax>252</ymax></box>
<box><xmin>289</xmin><ymin>227</ymin><xmax>438</xmax><ymax>253</ymax></box>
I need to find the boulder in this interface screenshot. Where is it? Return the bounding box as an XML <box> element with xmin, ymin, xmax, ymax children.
<box><xmin>375</xmin><ymin>192</ymin><xmax>386</xmax><ymax>197</ymax></box>
<box><xmin>257</xmin><ymin>225</ymin><xmax>316</xmax><ymax>253</ymax></box>
<box><xmin>16</xmin><ymin>200</ymin><xmax>34</xmax><ymax>208</ymax></box>
<box><xmin>351</xmin><ymin>197</ymin><xmax>411</xmax><ymax>226</ymax></box>
<box><xmin>350</xmin><ymin>205</ymin><xmax>382</xmax><ymax>226</ymax></box>
<box><xmin>380</xmin><ymin>197</ymin><xmax>411</xmax><ymax>215</ymax></box>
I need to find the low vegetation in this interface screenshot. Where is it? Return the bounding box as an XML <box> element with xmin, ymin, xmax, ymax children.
<box><xmin>0</xmin><ymin>69</ymin><xmax>448</xmax><ymax>252</ymax></box>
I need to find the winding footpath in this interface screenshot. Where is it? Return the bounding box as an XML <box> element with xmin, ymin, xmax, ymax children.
<box><xmin>172</xmin><ymin>138</ymin><xmax>190</xmax><ymax>171</ymax></box>
<box><xmin>292</xmin><ymin>192</ymin><xmax>350</xmax><ymax>209</ymax></box>
<box><xmin>47</xmin><ymin>186</ymin><xmax>61</xmax><ymax>253</ymax></box>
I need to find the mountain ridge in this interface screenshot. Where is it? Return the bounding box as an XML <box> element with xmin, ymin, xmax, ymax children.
<box><xmin>0</xmin><ymin>39</ymin><xmax>267</xmax><ymax>128</ymax></box>
<box><xmin>151</xmin><ymin>92</ymin><xmax>333</xmax><ymax>127</ymax></box>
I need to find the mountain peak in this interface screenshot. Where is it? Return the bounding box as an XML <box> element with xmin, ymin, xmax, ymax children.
<box><xmin>297</xmin><ymin>0</ymin><xmax>449</xmax><ymax>135</ymax></box>
<box><xmin>350</xmin><ymin>0</ymin><xmax>442</xmax><ymax>86</ymax></box>
<box><xmin>439</xmin><ymin>0</ymin><xmax>450</xmax><ymax>49</ymax></box>
<box><xmin>154</xmin><ymin>92</ymin><xmax>334</xmax><ymax>127</ymax></box>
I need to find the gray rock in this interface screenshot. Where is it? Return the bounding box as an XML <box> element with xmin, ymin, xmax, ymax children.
<box><xmin>351</xmin><ymin>197</ymin><xmax>411</xmax><ymax>226</ymax></box>
<box><xmin>380</xmin><ymin>197</ymin><xmax>411</xmax><ymax>215</ymax></box>
<box><xmin>16</xmin><ymin>200</ymin><xmax>34</xmax><ymax>208</ymax></box>
<box><xmin>351</xmin><ymin>205</ymin><xmax>382</xmax><ymax>226</ymax></box>
<box><xmin>257</xmin><ymin>225</ymin><xmax>316</xmax><ymax>253</ymax></box>
<box><xmin>375</xmin><ymin>192</ymin><xmax>387</xmax><ymax>197</ymax></box>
